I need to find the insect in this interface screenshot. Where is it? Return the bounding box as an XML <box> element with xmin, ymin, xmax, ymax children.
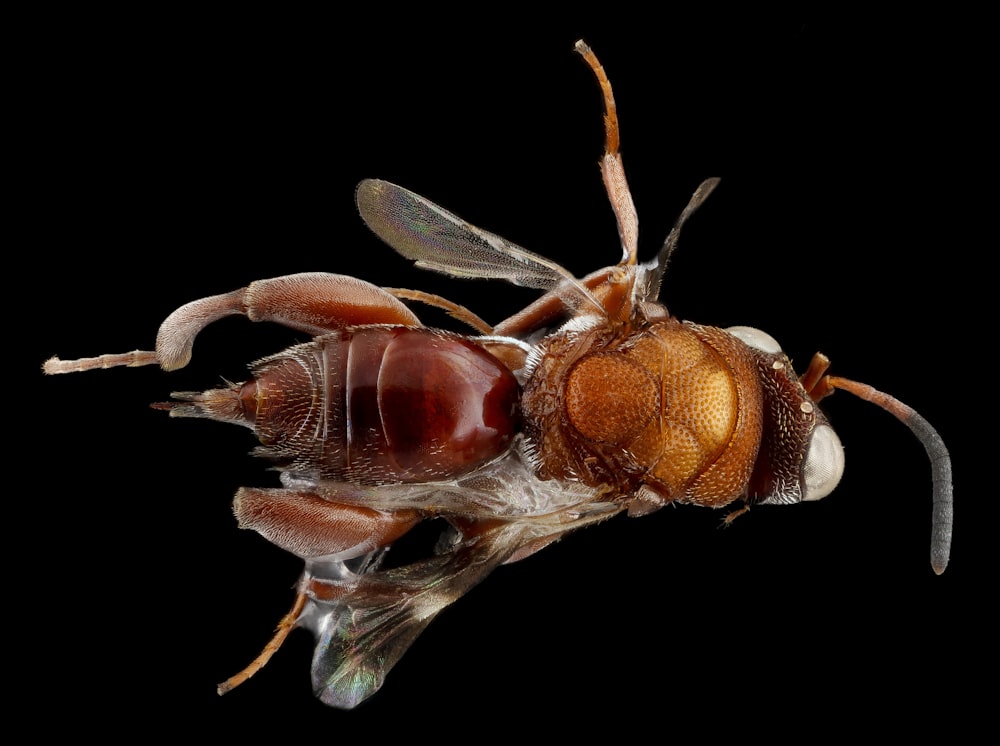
<box><xmin>44</xmin><ymin>40</ymin><xmax>952</xmax><ymax>709</ymax></box>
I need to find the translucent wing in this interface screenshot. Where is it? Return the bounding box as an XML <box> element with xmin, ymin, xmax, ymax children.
<box><xmin>304</xmin><ymin>453</ymin><xmax>604</xmax><ymax>518</ymax></box>
<box><xmin>356</xmin><ymin>179</ymin><xmax>598</xmax><ymax>306</ymax></box>
<box><xmin>303</xmin><ymin>533</ymin><xmax>515</xmax><ymax>709</ymax></box>
<box><xmin>300</xmin><ymin>501</ymin><xmax>620</xmax><ymax>708</ymax></box>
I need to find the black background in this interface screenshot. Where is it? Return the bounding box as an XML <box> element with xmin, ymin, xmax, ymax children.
<box><xmin>18</xmin><ymin>9</ymin><xmax>985</xmax><ymax>738</ymax></box>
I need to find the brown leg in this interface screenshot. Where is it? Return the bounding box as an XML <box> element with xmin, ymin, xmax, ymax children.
<box><xmin>233</xmin><ymin>486</ymin><xmax>421</xmax><ymax>560</ymax></box>
<box><xmin>154</xmin><ymin>272</ymin><xmax>422</xmax><ymax>370</ymax></box>
<box><xmin>44</xmin><ymin>272</ymin><xmax>422</xmax><ymax>374</ymax></box>
<box><xmin>217</xmin><ymin>590</ymin><xmax>309</xmax><ymax>696</ymax></box>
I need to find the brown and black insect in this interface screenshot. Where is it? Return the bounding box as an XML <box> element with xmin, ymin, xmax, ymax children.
<box><xmin>44</xmin><ymin>41</ymin><xmax>952</xmax><ymax>709</ymax></box>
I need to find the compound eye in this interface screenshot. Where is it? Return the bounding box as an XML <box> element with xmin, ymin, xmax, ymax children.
<box><xmin>802</xmin><ymin>424</ymin><xmax>845</xmax><ymax>501</ymax></box>
<box><xmin>726</xmin><ymin>325</ymin><xmax>783</xmax><ymax>354</ymax></box>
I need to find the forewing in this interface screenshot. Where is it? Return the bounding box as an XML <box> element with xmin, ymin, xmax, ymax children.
<box><xmin>356</xmin><ymin>179</ymin><xmax>578</xmax><ymax>290</ymax></box>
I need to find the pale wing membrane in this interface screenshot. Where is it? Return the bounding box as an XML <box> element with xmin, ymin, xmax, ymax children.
<box><xmin>356</xmin><ymin>179</ymin><xmax>601</xmax><ymax>311</ymax></box>
<box><xmin>304</xmin><ymin>535</ymin><xmax>516</xmax><ymax>709</ymax></box>
<box><xmin>302</xmin><ymin>502</ymin><xmax>620</xmax><ymax>708</ymax></box>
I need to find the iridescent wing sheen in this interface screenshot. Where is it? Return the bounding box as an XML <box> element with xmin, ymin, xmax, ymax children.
<box><xmin>356</xmin><ymin>179</ymin><xmax>599</xmax><ymax>308</ymax></box>
<box><xmin>302</xmin><ymin>531</ymin><xmax>518</xmax><ymax>708</ymax></box>
<box><xmin>300</xmin><ymin>498</ymin><xmax>620</xmax><ymax>708</ymax></box>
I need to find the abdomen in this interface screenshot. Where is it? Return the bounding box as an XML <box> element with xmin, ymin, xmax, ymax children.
<box><xmin>249</xmin><ymin>326</ymin><xmax>520</xmax><ymax>484</ymax></box>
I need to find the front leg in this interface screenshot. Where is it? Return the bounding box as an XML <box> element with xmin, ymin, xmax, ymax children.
<box><xmin>44</xmin><ymin>272</ymin><xmax>422</xmax><ymax>374</ymax></box>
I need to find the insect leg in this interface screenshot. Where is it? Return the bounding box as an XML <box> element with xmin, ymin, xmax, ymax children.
<box><xmin>233</xmin><ymin>486</ymin><xmax>421</xmax><ymax>560</ymax></box>
<box><xmin>217</xmin><ymin>589</ymin><xmax>308</xmax><ymax>696</ymax></box>
<box><xmin>383</xmin><ymin>287</ymin><xmax>493</xmax><ymax>334</ymax></box>
<box><xmin>155</xmin><ymin>272</ymin><xmax>424</xmax><ymax>371</ymax></box>
<box><xmin>44</xmin><ymin>272</ymin><xmax>422</xmax><ymax>374</ymax></box>
<box><xmin>492</xmin><ymin>266</ymin><xmax>617</xmax><ymax>337</ymax></box>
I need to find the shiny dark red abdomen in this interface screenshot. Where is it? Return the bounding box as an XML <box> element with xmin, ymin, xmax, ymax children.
<box><xmin>249</xmin><ymin>326</ymin><xmax>519</xmax><ymax>484</ymax></box>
